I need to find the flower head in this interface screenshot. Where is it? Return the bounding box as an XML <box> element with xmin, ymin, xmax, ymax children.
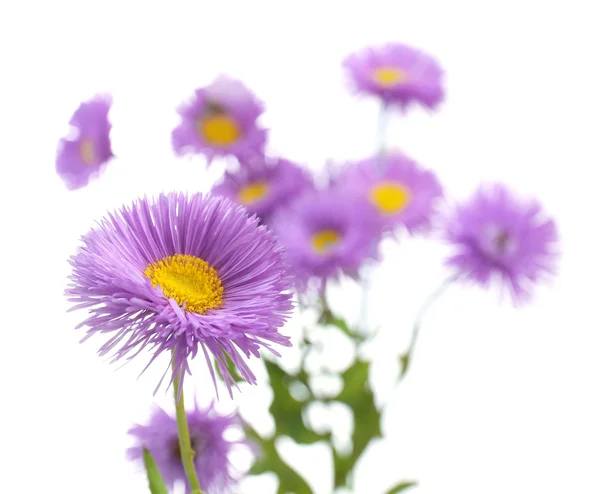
<box><xmin>338</xmin><ymin>152</ymin><xmax>443</xmax><ymax>234</ymax></box>
<box><xmin>444</xmin><ymin>183</ymin><xmax>559</xmax><ymax>303</ymax></box>
<box><xmin>66</xmin><ymin>192</ymin><xmax>293</xmax><ymax>395</ymax></box>
<box><xmin>272</xmin><ymin>188</ymin><xmax>379</xmax><ymax>289</ymax></box>
<box><xmin>343</xmin><ymin>43</ymin><xmax>444</xmax><ymax>110</ymax></box>
<box><xmin>55</xmin><ymin>94</ymin><xmax>113</xmax><ymax>190</ymax></box>
<box><xmin>172</xmin><ymin>75</ymin><xmax>267</xmax><ymax>163</ymax></box>
<box><xmin>128</xmin><ymin>403</ymin><xmax>248</xmax><ymax>493</ymax></box>
<box><xmin>213</xmin><ymin>156</ymin><xmax>313</xmax><ymax>223</ymax></box>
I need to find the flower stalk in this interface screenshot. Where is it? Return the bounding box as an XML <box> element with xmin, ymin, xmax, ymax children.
<box><xmin>359</xmin><ymin>100</ymin><xmax>390</xmax><ymax>332</ymax></box>
<box><xmin>172</xmin><ymin>364</ymin><xmax>204</xmax><ymax>494</ymax></box>
<box><xmin>400</xmin><ymin>274</ymin><xmax>459</xmax><ymax>378</ymax></box>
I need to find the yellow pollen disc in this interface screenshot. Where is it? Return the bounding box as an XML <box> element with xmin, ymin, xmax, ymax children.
<box><xmin>198</xmin><ymin>114</ymin><xmax>241</xmax><ymax>146</ymax></box>
<box><xmin>311</xmin><ymin>229</ymin><xmax>341</xmax><ymax>254</ymax></box>
<box><xmin>372</xmin><ymin>67</ymin><xmax>407</xmax><ymax>87</ymax></box>
<box><xmin>238</xmin><ymin>181</ymin><xmax>269</xmax><ymax>204</ymax></box>
<box><xmin>144</xmin><ymin>254</ymin><xmax>224</xmax><ymax>314</ymax></box>
<box><xmin>370</xmin><ymin>182</ymin><xmax>411</xmax><ymax>214</ymax></box>
<box><xmin>80</xmin><ymin>139</ymin><xmax>96</xmax><ymax>165</ymax></box>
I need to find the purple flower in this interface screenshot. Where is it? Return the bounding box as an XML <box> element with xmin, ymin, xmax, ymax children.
<box><xmin>55</xmin><ymin>94</ymin><xmax>113</xmax><ymax>190</ymax></box>
<box><xmin>338</xmin><ymin>152</ymin><xmax>443</xmax><ymax>234</ymax></box>
<box><xmin>272</xmin><ymin>188</ymin><xmax>379</xmax><ymax>290</ymax></box>
<box><xmin>212</xmin><ymin>156</ymin><xmax>313</xmax><ymax>223</ymax></box>
<box><xmin>343</xmin><ymin>43</ymin><xmax>444</xmax><ymax>110</ymax></box>
<box><xmin>128</xmin><ymin>403</ymin><xmax>248</xmax><ymax>493</ymax></box>
<box><xmin>444</xmin><ymin>183</ymin><xmax>559</xmax><ymax>303</ymax></box>
<box><xmin>66</xmin><ymin>192</ymin><xmax>293</xmax><ymax>395</ymax></box>
<box><xmin>172</xmin><ymin>75</ymin><xmax>267</xmax><ymax>163</ymax></box>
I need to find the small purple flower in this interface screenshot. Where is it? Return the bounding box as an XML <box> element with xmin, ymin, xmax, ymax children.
<box><xmin>128</xmin><ymin>403</ymin><xmax>249</xmax><ymax>493</ymax></box>
<box><xmin>338</xmin><ymin>152</ymin><xmax>443</xmax><ymax>234</ymax></box>
<box><xmin>272</xmin><ymin>188</ymin><xmax>379</xmax><ymax>290</ymax></box>
<box><xmin>55</xmin><ymin>94</ymin><xmax>113</xmax><ymax>190</ymax></box>
<box><xmin>66</xmin><ymin>192</ymin><xmax>293</xmax><ymax>395</ymax></box>
<box><xmin>444</xmin><ymin>183</ymin><xmax>559</xmax><ymax>303</ymax></box>
<box><xmin>172</xmin><ymin>75</ymin><xmax>267</xmax><ymax>163</ymax></box>
<box><xmin>343</xmin><ymin>43</ymin><xmax>444</xmax><ymax>110</ymax></box>
<box><xmin>212</xmin><ymin>156</ymin><xmax>313</xmax><ymax>223</ymax></box>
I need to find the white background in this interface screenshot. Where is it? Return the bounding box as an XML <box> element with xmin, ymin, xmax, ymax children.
<box><xmin>0</xmin><ymin>1</ymin><xmax>599</xmax><ymax>493</ymax></box>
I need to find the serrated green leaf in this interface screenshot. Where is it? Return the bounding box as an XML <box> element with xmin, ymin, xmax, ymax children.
<box><xmin>333</xmin><ymin>360</ymin><xmax>382</xmax><ymax>488</ymax></box>
<box><xmin>385</xmin><ymin>481</ymin><xmax>418</xmax><ymax>493</ymax></box>
<box><xmin>264</xmin><ymin>359</ymin><xmax>330</xmax><ymax>444</ymax></box>
<box><xmin>143</xmin><ymin>448</ymin><xmax>168</xmax><ymax>494</ymax></box>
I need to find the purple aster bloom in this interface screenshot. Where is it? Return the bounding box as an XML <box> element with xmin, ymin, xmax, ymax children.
<box><xmin>271</xmin><ymin>188</ymin><xmax>379</xmax><ymax>290</ymax></box>
<box><xmin>172</xmin><ymin>75</ymin><xmax>267</xmax><ymax>163</ymax></box>
<box><xmin>55</xmin><ymin>94</ymin><xmax>113</xmax><ymax>190</ymax></box>
<box><xmin>338</xmin><ymin>152</ymin><xmax>443</xmax><ymax>234</ymax></box>
<box><xmin>444</xmin><ymin>183</ymin><xmax>559</xmax><ymax>303</ymax></box>
<box><xmin>343</xmin><ymin>43</ymin><xmax>444</xmax><ymax>110</ymax></box>
<box><xmin>66</xmin><ymin>192</ymin><xmax>293</xmax><ymax>395</ymax></box>
<box><xmin>212</xmin><ymin>156</ymin><xmax>313</xmax><ymax>223</ymax></box>
<box><xmin>128</xmin><ymin>402</ymin><xmax>249</xmax><ymax>493</ymax></box>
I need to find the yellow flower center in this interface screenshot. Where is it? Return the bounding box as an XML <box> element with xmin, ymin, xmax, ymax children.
<box><xmin>80</xmin><ymin>139</ymin><xmax>96</xmax><ymax>165</ymax></box>
<box><xmin>370</xmin><ymin>182</ymin><xmax>411</xmax><ymax>214</ymax></box>
<box><xmin>372</xmin><ymin>67</ymin><xmax>407</xmax><ymax>87</ymax></box>
<box><xmin>198</xmin><ymin>114</ymin><xmax>241</xmax><ymax>146</ymax></box>
<box><xmin>144</xmin><ymin>254</ymin><xmax>224</xmax><ymax>314</ymax></box>
<box><xmin>238</xmin><ymin>181</ymin><xmax>269</xmax><ymax>205</ymax></box>
<box><xmin>311</xmin><ymin>229</ymin><xmax>341</xmax><ymax>254</ymax></box>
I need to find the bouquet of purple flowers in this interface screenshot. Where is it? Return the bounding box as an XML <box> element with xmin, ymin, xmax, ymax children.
<box><xmin>59</xmin><ymin>42</ymin><xmax>559</xmax><ymax>494</ymax></box>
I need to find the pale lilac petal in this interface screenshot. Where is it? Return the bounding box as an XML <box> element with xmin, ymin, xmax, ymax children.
<box><xmin>66</xmin><ymin>192</ymin><xmax>293</xmax><ymax>394</ymax></box>
<box><xmin>444</xmin><ymin>183</ymin><xmax>559</xmax><ymax>304</ymax></box>
<box><xmin>343</xmin><ymin>43</ymin><xmax>444</xmax><ymax>110</ymax></box>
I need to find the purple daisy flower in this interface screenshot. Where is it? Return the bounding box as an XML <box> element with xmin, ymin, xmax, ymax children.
<box><xmin>338</xmin><ymin>152</ymin><xmax>443</xmax><ymax>234</ymax></box>
<box><xmin>343</xmin><ymin>43</ymin><xmax>444</xmax><ymax>110</ymax></box>
<box><xmin>66</xmin><ymin>192</ymin><xmax>293</xmax><ymax>395</ymax></box>
<box><xmin>271</xmin><ymin>188</ymin><xmax>379</xmax><ymax>290</ymax></box>
<box><xmin>212</xmin><ymin>156</ymin><xmax>313</xmax><ymax>223</ymax></box>
<box><xmin>444</xmin><ymin>183</ymin><xmax>559</xmax><ymax>303</ymax></box>
<box><xmin>128</xmin><ymin>403</ymin><xmax>248</xmax><ymax>493</ymax></box>
<box><xmin>172</xmin><ymin>75</ymin><xmax>267</xmax><ymax>163</ymax></box>
<box><xmin>55</xmin><ymin>94</ymin><xmax>113</xmax><ymax>190</ymax></box>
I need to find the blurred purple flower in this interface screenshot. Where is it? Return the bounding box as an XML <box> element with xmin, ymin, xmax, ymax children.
<box><xmin>212</xmin><ymin>156</ymin><xmax>313</xmax><ymax>223</ymax></box>
<box><xmin>128</xmin><ymin>403</ymin><xmax>249</xmax><ymax>494</ymax></box>
<box><xmin>66</xmin><ymin>192</ymin><xmax>293</xmax><ymax>395</ymax></box>
<box><xmin>272</xmin><ymin>188</ymin><xmax>379</xmax><ymax>290</ymax></box>
<box><xmin>444</xmin><ymin>183</ymin><xmax>559</xmax><ymax>303</ymax></box>
<box><xmin>338</xmin><ymin>152</ymin><xmax>443</xmax><ymax>234</ymax></box>
<box><xmin>343</xmin><ymin>43</ymin><xmax>444</xmax><ymax>110</ymax></box>
<box><xmin>172</xmin><ymin>75</ymin><xmax>267</xmax><ymax>163</ymax></box>
<box><xmin>55</xmin><ymin>94</ymin><xmax>113</xmax><ymax>190</ymax></box>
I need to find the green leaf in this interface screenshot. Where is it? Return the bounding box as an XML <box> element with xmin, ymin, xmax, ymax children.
<box><xmin>385</xmin><ymin>481</ymin><xmax>418</xmax><ymax>493</ymax></box>
<box><xmin>244</xmin><ymin>361</ymin><xmax>324</xmax><ymax>492</ymax></box>
<box><xmin>264</xmin><ymin>359</ymin><xmax>330</xmax><ymax>444</ymax></box>
<box><xmin>399</xmin><ymin>352</ymin><xmax>411</xmax><ymax>378</ymax></box>
<box><xmin>143</xmin><ymin>448</ymin><xmax>168</xmax><ymax>494</ymax></box>
<box><xmin>333</xmin><ymin>360</ymin><xmax>382</xmax><ymax>488</ymax></box>
<box><xmin>319</xmin><ymin>309</ymin><xmax>354</xmax><ymax>338</ymax></box>
<box><xmin>246</xmin><ymin>428</ymin><xmax>312</xmax><ymax>494</ymax></box>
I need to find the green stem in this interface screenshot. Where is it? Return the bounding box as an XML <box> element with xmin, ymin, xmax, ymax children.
<box><xmin>172</xmin><ymin>366</ymin><xmax>204</xmax><ymax>494</ymax></box>
<box><xmin>359</xmin><ymin>101</ymin><xmax>390</xmax><ymax>333</ymax></box>
<box><xmin>376</xmin><ymin>99</ymin><xmax>390</xmax><ymax>168</ymax></box>
<box><xmin>400</xmin><ymin>274</ymin><xmax>459</xmax><ymax>378</ymax></box>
